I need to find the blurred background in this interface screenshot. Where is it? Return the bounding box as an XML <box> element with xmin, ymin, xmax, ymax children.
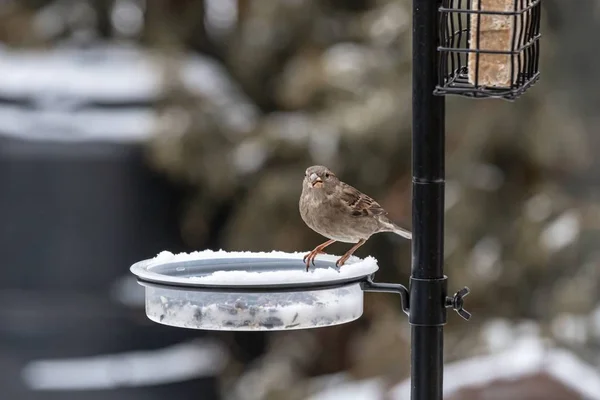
<box><xmin>1</xmin><ymin>0</ymin><xmax>600</xmax><ymax>399</ymax></box>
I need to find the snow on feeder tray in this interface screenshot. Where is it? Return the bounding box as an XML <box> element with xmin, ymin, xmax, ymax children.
<box><xmin>130</xmin><ymin>250</ymin><xmax>414</xmax><ymax>331</ymax></box>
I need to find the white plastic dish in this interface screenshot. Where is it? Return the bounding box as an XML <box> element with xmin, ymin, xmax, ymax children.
<box><xmin>130</xmin><ymin>250</ymin><xmax>380</xmax><ymax>331</ymax></box>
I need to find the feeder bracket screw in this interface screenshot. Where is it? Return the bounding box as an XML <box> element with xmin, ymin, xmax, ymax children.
<box><xmin>445</xmin><ymin>287</ymin><xmax>471</xmax><ymax>321</ymax></box>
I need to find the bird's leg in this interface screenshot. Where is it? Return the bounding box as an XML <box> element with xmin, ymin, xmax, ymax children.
<box><xmin>336</xmin><ymin>239</ymin><xmax>366</xmax><ymax>268</ymax></box>
<box><xmin>304</xmin><ymin>239</ymin><xmax>336</xmax><ymax>271</ymax></box>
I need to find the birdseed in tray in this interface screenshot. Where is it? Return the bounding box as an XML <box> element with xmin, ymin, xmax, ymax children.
<box><xmin>145</xmin><ymin>284</ymin><xmax>364</xmax><ymax>331</ymax></box>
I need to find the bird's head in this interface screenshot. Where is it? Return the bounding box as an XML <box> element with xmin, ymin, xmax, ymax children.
<box><xmin>304</xmin><ymin>165</ymin><xmax>338</xmax><ymax>190</ymax></box>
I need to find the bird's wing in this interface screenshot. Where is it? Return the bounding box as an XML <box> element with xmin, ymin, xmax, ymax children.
<box><xmin>338</xmin><ymin>182</ymin><xmax>388</xmax><ymax>217</ymax></box>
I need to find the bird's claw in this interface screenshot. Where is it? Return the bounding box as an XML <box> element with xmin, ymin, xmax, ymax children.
<box><xmin>304</xmin><ymin>252</ymin><xmax>314</xmax><ymax>272</ymax></box>
<box><xmin>303</xmin><ymin>250</ymin><xmax>321</xmax><ymax>272</ymax></box>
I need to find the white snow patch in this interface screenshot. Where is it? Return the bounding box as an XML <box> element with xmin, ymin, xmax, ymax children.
<box><xmin>524</xmin><ymin>193</ymin><xmax>553</xmax><ymax>222</ymax></box>
<box><xmin>444</xmin><ymin>180</ymin><xmax>461</xmax><ymax>211</ymax></box>
<box><xmin>540</xmin><ymin>210</ymin><xmax>580</xmax><ymax>252</ymax></box>
<box><xmin>480</xmin><ymin>318</ymin><xmax>515</xmax><ymax>352</ymax></box>
<box><xmin>591</xmin><ymin>305</ymin><xmax>600</xmax><ymax>339</ymax></box>
<box><xmin>147</xmin><ymin>249</ymin><xmax>379</xmax><ymax>286</ymax></box>
<box><xmin>307</xmin><ymin>377</ymin><xmax>384</xmax><ymax>400</ymax></box>
<box><xmin>204</xmin><ymin>0</ymin><xmax>238</xmax><ymax>38</ymax></box>
<box><xmin>469</xmin><ymin>163</ymin><xmax>504</xmax><ymax>191</ymax></box>
<box><xmin>467</xmin><ymin>236</ymin><xmax>502</xmax><ymax>281</ymax></box>
<box><xmin>22</xmin><ymin>339</ymin><xmax>227</xmax><ymax>390</ymax></box>
<box><xmin>231</xmin><ymin>138</ymin><xmax>268</xmax><ymax>174</ymax></box>
<box><xmin>551</xmin><ymin>313</ymin><xmax>589</xmax><ymax>344</ymax></box>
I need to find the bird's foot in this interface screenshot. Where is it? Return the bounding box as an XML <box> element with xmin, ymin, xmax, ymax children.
<box><xmin>304</xmin><ymin>250</ymin><xmax>328</xmax><ymax>271</ymax></box>
<box><xmin>303</xmin><ymin>251</ymin><xmax>319</xmax><ymax>271</ymax></box>
<box><xmin>334</xmin><ymin>239</ymin><xmax>365</xmax><ymax>269</ymax></box>
<box><xmin>302</xmin><ymin>252</ymin><xmax>311</xmax><ymax>264</ymax></box>
<box><xmin>335</xmin><ymin>255</ymin><xmax>349</xmax><ymax>268</ymax></box>
<box><xmin>303</xmin><ymin>240</ymin><xmax>337</xmax><ymax>272</ymax></box>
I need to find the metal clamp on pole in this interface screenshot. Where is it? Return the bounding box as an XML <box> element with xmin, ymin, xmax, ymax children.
<box><xmin>408</xmin><ymin>276</ymin><xmax>448</xmax><ymax>326</ymax></box>
<box><xmin>361</xmin><ymin>275</ymin><xmax>410</xmax><ymax>315</ymax></box>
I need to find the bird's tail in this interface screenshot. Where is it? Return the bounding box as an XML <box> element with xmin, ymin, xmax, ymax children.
<box><xmin>381</xmin><ymin>219</ymin><xmax>412</xmax><ymax>240</ymax></box>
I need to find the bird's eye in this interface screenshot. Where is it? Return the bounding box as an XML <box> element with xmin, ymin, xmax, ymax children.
<box><xmin>325</xmin><ymin>173</ymin><xmax>330</xmax><ymax>178</ymax></box>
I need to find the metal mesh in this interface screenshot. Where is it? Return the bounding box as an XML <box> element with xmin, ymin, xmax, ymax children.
<box><xmin>435</xmin><ymin>0</ymin><xmax>541</xmax><ymax>100</ymax></box>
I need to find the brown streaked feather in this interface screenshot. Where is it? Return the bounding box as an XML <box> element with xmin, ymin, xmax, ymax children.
<box><xmin>339</xmin><ymin>182</ymin><xmax>388</xmax><ymax>217</ymax></box>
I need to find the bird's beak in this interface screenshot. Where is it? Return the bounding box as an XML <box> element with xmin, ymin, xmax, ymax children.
<box><xmin>309</xmin><ymin>173</ymin><xmax>323</xmax><ymax>187</ymax></box>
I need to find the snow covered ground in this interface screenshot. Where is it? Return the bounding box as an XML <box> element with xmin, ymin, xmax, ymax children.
<box><xmin>308</xmin><ymin>332</ymin><xmax>600</xmax><ymax>400</ymax></box>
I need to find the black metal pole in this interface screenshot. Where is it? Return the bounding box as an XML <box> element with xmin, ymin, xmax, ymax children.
<box><xmin>410</xmin><ymin>0</ymin><xmax>446</xmax><ymax>400</ymax></box>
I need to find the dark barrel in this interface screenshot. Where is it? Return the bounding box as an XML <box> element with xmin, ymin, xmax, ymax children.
<box><xmin>0</xmin><ymin>46</ymin><xmax>222</xmax><ymax>400</ymax></box>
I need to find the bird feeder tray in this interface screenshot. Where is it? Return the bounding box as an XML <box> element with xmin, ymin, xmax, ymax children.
<box><xmin>435</xmin><ymin>0</ymin><xmax>541</xmax><ymax>100</ymax></box>
<box><xmin>130</xmin><ymin>251</ymin><xmax>383</xmax><ymax>331</ymax></box>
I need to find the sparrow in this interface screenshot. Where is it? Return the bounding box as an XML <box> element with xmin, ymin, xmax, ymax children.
<box><xmin>299</xmin><ymin>165</ymin><xmax>412</xmax><ymax>271</ymax></box>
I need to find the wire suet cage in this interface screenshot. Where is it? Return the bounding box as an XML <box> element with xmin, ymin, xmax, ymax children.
<box><xmin>435</xmin><ymin>0</ymin><xmax>541</xmax><ymax>100</ymax></box>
